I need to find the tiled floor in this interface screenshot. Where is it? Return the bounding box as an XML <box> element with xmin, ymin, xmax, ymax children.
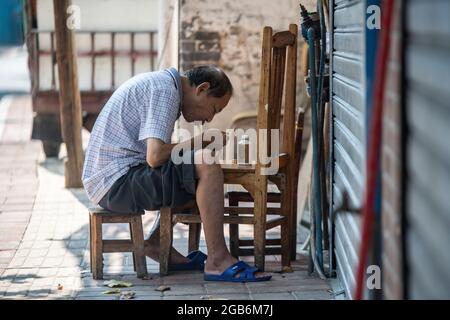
<box><xmin>0</xmin><ymin>96</ymin><xmax>334</xmax><ymax>300</ymax></box>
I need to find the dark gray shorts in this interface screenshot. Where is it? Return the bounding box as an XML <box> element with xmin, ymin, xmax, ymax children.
<box><xmin>99</xmin><ymin>152</ymin><xmax>198</xmax><ymax>214</ymax></box>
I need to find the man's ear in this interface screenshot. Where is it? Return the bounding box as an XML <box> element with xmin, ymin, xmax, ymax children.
<box><xmin>195</xmin><ymin>82</ymin><xmax>210</xmax><ymax>96</ymax></box>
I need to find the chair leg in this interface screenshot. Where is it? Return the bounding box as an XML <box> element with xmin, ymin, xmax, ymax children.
<box><xmin>89</xmin><ymin>214</ymin><xmax>93</xmax><ymax>274</ymax></box>
<box><xmin>188</xmin><ymin>206</ymin><xmax>201</xmax><ymax>253</ymax></box>
<box><xmin>287</xmin><ymin>174</ymin><xmax>297</xmax><ymax>260</ymax></box>
<box><xmin>281</xmin><ymin>220</ymin><xmax>291</xmax><ymax>267</ymax></box>
<box><xmin>281</xmin><ymin>183</ymin><xmax>293</xmax><ymax>267</ymax></box>
<box><xmin>188</xmin><ymin>224</ymin><xmax>201</xmax><ymax>253</ymax></box>
<box><xmin>129</xmin><ymin>222</ymin><xmax>136</xmax><ymax>272</ymax></box>
<box><xmin>228</xmin><ymin>194</ymin><xmax>240</xmax><ymax>258</ymax></box>
<box><xmin>159</xmin><ymin>207</ymin><xmax>173</xmax><ymax>276</ymax></box>
<box><xmin>91</xmin><ymin>214</ymin><xmax>103</xmax><ymax>280</ymax></box>
<box><xmin>130</xmin><ymin>216</ymin><xmax>147</xmax><ymax>279</ymax></box>
<box><xmin>253</xmin><ymin>186</ymin><xmax>267</xmax><ymax>271</ymax></box>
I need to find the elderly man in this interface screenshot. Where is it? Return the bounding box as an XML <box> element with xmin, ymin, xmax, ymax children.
<box><xmin>82</xmin><ymin>65</ymin><xmax>270</xmax><ymax>282</ymax></box>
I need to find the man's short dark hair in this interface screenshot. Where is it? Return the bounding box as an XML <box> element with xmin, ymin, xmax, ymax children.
<box><xmin>185</xmin><ymin>65</ymin><xmax>233</xmax><ymax>98</ymax></box>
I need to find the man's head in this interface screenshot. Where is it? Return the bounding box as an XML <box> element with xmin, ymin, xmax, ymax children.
<box><xmin>181</xmin><ymin>65</ymin><xmax>233</xmax><ymax>124</ymax></box>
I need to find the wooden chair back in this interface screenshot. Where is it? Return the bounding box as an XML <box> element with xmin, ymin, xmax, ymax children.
<box><xmin>255</xmin><ymin>24</ymin><xmax>298</xmax><ymax>175</ymax></box>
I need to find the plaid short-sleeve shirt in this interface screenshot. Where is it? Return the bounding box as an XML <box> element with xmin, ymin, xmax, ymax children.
<box><xmin>82</xmin><ymin>68</ymin><xmax>183</xmax><ymax>204</ymax></box>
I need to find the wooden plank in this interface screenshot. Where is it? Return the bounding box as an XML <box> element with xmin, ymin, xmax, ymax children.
<box><xmin>173</xmin><ymin>214</ymin><xmax>254</xmax><ymax>225</ymax></box>
<box><xmin>272</xmin><ymin>31</ymin><xmax>296</xmax><ymax>48</ymax></box>
<box><xmin>226</xmin><ymin>191</ymin><xmax>281</xmax><ymax>203</ymax></box>
<box><xmin>103</xmin><ymin>240</ymin><xmax>134</xmax><ymax>253</ymax></box>
<box><xmin>228</xmin><ymin>193</ymin><xmax>240</xmax><ymax>258</ymax></box>
<box><xmin>188</xmin><ymin>223</ymin><xmax>201</xmax><ymax>253</ymax></box>
<box><xmin>102</xmin><ymin>215</ymin><xmax>141</xmax><ymax>224</ymax></box>
<box><xmin>89</xmin><ymin>214</ymin><xmax>93</xmax><ymax>273</ymax></box>
<box><xmin>253</xmin><ymin>26</ymin><xmax>272</xmax><ymax>271</ymax></box>
<box><xmin>159</xmin><ymin>208</ymin><xmax>172</xmax><ymax>276</ymax></box>
<box><xmin>238</xmin><ymin>238</ymin><xmax>281</xmax><ymax>246</ymax></box>
<box><xmin>268</xmin><ymin>46</ymin><xmax>286</xmax><ymax>142</ymax></box>
<box><xmin>221</xmin><ymin>163</ymin><xmax>256</xmax><ymax>173</ymax></box>
<box><xmin>90</xmin><ymin>32</ymin><xmax>95</xmax><ymax>90</ymax></box>
<box><xmin>130</xmin><ymin>216</ymin><xmax>148</xmax><ymax>278</ymax></box>
<box><xmin>34</xmin><ymin>90</ymin><xmax>113</xmax><ymax>114</ymax></box>
<box><xmin>277</xmin><ymin>153</ymin><xmax>289</xmax><ymax>169</ymax></box>
<box><xmin>238</xmin><ymin>247</ymin><xmax>281</xmax><ymax>256</ymax></box>
<box><xmin>53</xmin><ymin>0</ymin><xmax>84</xmax><ymax>188</ymax></box>
<box><xmin>224</xmin><ymin>206</ymin><xmax>281</xmax><ymax>215</ymax></box>
<box><xmin>91</xmin><ymin>214</ymin><xmax>103</xmax><ymax>279</ymax></box>
<box><xmin>131</xmin><ymin>33</ymin><xmax>136</xmax><ymax>76</ymax></box>
<box><xmin>50</xmin><ymin>32</ymin><xmax>55</xmax><ymax>90</ymax></box>
<box><xmin>285</xmin><ymin>24</ymin><xmax>298</xmax><ymax>260</ymax></box>
<box><xmin>188</xmin><ymin>206</ymin><xmax>201</xmax><ymax>253</ymax></box>
<box><xmin>150</xmin><ymin>32</ymin><xmax>154</xmax><ymax>70</ymax></box>
<box><xmin>129</xmin><ymin>222</ymin><xmax>136</xmax><ymax>271</ymax></box>
<box><xmin>111</xmin><ymin>32</ymin><xmax>116</xmax><ymax>88</ymax></box>
<box><xmin>266</xmin><ymin>216</ymin><xmax>286</xmax><ymax>230</ymax></box>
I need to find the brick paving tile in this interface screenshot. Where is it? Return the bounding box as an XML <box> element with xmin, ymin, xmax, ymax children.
<box><xmin>292</xmin><ymin>290</ymin><xmax>333</xmax><ymax>300</ymax></box>
<box><xmin>205</xmin><ymin>283</ymin><xmax>250</xmax><ymax>294</ymax></box>
<box><xmin>0</xmin><ymin>96</ymin><xmax>334</xmax><ymax>300</ymax></box>
<box><xmin>162</xmin><ymin>284</ymin><xmax>207</xmax><ymax>296</ymax></box>
<box><xmin>251</xmin><ymin>292</ymin><xmax>297</xmax><ymax>300</ymax></box>
<box><xmin>162</xmin><ymin>294</ymin><xmax>209</xmax><ymax>300</ymax></box>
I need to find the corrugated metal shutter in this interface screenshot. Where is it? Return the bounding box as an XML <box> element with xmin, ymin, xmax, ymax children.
<box><xmin>330</xmin><ymin>0</ymin><xmax>366</xmax><ymax>299</ymax></box>
<box><xmin>405</xmin><ymin>0</ymin><xmax>450</xmax><ymax>299</ymax></box>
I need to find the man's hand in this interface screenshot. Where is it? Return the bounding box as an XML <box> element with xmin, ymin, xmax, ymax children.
<box><xmin>147</xmin><ymin>130</ymin><xmax>228</xmax><ymax>168</ymax></box>
<box><xmin>202</xmin><ymin>129</ymin><xmax>228</xmax><ymax>150</ymax></box>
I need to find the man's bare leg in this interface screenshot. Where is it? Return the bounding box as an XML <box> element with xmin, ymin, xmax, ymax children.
<box><xmin>194</xmin><ymin>150</ymin><xmax>268</xmax><ymax>278</ymax></box>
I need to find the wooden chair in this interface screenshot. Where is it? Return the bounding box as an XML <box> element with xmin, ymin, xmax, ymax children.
<box><xmin>159</xmin><ymin>24</ymin><xmax>299</xmax><ymax>274</ymax></box>
<box><xmin>89</xmin><ymin>207</ymin><xmax>148</xmax><ymax>279</ymax></box>
<box><xmin>226</xmin><ymin>107</ymin><xmax>305</xmax><ymax>261</ymax></box>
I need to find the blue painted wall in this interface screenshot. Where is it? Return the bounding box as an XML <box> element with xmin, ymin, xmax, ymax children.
<box><xmin>0</xmin><ymin>0</ymin><xmax>24</xmax><ymax>45</ymax></box>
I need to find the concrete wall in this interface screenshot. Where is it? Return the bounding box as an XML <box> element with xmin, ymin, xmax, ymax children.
<box><xmin>177</xmin><ymin>0</ymin><xmax>316</xmax><ymax>132</ymax></box>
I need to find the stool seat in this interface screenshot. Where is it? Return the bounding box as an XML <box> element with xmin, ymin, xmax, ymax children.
<box><xmin>89</xmin><ymin>206</ymin><xmax>144</xmax><ymax>215</ymax></box>
<box><xmin>89</xmin><ymin>206</ymin><xmax>148</xmax><ymax>279</ymax></box>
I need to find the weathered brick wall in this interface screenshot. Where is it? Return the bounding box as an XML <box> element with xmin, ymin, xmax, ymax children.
<box><xmin>178</xmin><ymin>0</ymin><xmax>315</xmax><ymax>132</ymax></box>
<box><xmin>381</xmin><ymin>0</ymin><xmax>404</xmax><ymax>300</ymax></box>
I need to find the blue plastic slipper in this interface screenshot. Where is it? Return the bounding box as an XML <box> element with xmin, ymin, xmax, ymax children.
<box><xmin>204</xmin><ymin>261</ymin><xmax>272</xmax><ymax>282</ymax></box>
<box><xmin>168</xmin><ymin>250</ymin><xmax>207</xmax><ymax>271</ymax></box>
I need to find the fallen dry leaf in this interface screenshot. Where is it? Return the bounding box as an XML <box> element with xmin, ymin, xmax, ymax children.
<box><xmin>103</xmin><ymin>289</ymin><xmax>121</xmax><ymax>295</ymax></box>
<box><xmin>281</xmin><ymin>266</ymin><xmax>294</xmax><ymax>273</ymax></box>
<box><xmin>155</xmin><ymin>285</ymin><xmax>170</xmax><ymax>292</ymax></box>
<box><xmin>103</xmin><ymin>280</ymin><xmax>133</xmax><ymax>288</ymax></box>
<box><xmin>119</xmin><ymin>291</ymin><xmax>136</xmax><ymax>300</ymax></box>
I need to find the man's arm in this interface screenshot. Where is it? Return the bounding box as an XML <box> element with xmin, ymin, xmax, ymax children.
<box><xmin>146</xmin><ymin>135</ymin><xmax>203</xmax><ymax>168</ymax></box>
<box><xmin>146</xmin><ymin>131</ymin><xmax>227</xmax><ymax>168</ymax></box>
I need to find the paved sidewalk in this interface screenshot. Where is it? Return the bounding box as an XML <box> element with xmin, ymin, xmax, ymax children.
<box><xmin>0</xmin><ymin>46</ymin><xmax>31</xmax><ymax>95</ymax></box>
<box><xmin>0</xmin><ymin>95</ymin><xmax>40</xmax><ymax>275</ymax></box>
<box><xmin>0</xmin><ymin>96</ymin><xmax>334</xmax><ymax>300</ymax></box>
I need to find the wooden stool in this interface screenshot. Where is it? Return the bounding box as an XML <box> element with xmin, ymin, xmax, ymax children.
<box><xmin>89</xmin><ymin>207</ymin><xmax>148</xmax><ymax>280</ymax></box>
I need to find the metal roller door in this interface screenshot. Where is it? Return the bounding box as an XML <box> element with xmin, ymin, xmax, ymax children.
<box><xmin>405</xmin><ymin>0</ymin><xmax>450</xmax><ymax>299</ymax></box>
<box><xmin>330</xmin><ymin>0</ymin><xmax>366</xmax><ymax>299</ymax></box>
